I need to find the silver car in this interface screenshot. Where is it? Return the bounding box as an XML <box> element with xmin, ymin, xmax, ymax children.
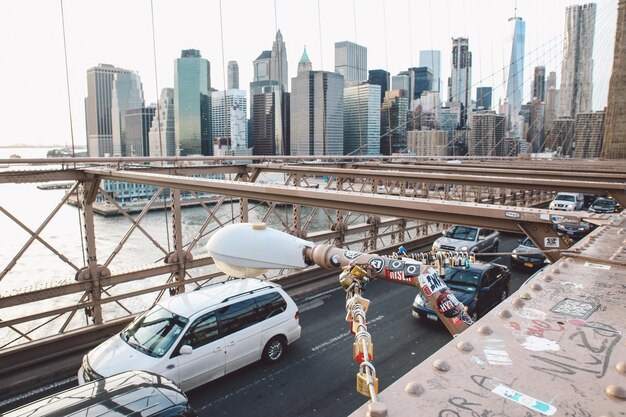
<box><xmin>432</xmin><ymin>225</ymin><xmax>500</xmax><ymax>253</ymax></box>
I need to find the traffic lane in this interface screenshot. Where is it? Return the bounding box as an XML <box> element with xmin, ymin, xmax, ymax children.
<box><xmin>187</xmin><ymin>280</ymin><xmax>452</xmax><ymax>417</ymax></box>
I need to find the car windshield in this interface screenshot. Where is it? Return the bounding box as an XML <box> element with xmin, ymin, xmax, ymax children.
<box><xmin>121</xmin><ymin>306</ymin><xmax>189</xmax><ymax>358</ymax></box>
<box><xmin>522</xmin><ymin>238</ymin><xmax>537</xmax><ymax>248</ymax></box>
<box><xmin>444</xmin><ymin>226</ymin><xmax>478</xmax><ymax>241</ymax></box>
<box><xmin>594</xmin><ymin>199</ymin><xmax>614</xmax><ymax>207</ymax></box>
<box><xmin>444</xmin><ymin>268</ymin><xmax>480</xmax><ymax>293</ymax></box>
<box><xmin>556</xmin><ymin>194</ymin><xmax>576</xmax><ymax>202</ymax></box>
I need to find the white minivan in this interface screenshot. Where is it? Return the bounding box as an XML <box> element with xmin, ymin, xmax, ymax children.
<box><xmin>78</xmin><ymin>279</ymin><xmax>301</xmax><ymax>391</ymax></box>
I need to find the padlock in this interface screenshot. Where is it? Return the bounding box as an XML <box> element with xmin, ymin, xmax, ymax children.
<box><xmin>353</xmin><ymin>340</ymin><xmax>374</xmax><ymax>364</ymax></box>
<box><xmin>356</xmin><ymin>372</ymin><xmax>379</xmax><ymax>398</ymax></box>
<box><xmin>350</xmin><ymin>265</ymin><xmax>368</xmax><ymax>280</ymax></box>
<box><xmin>339</xmin><ymin>269</ymin><xmax>354</xmax><ymax>289</ymax></box>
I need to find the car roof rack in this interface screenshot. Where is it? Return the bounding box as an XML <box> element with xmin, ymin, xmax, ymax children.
<box><xmin>221</xmin><ymin>285</ymin><xmax>275</xmax><ymax>303</ymax></box>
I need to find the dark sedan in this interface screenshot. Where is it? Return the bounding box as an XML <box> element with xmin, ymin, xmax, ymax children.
<box><xmin>556</xmin><ymin>221</ymin><xmax>596</xmax><ymax>240</ymax></box>
<box><xmin>412</xmin><ymin>262</ymin><xmax>510</xmax><ymax>322</ymax></box>
<box><xmin>589</xmin><ymin>197</ymin><xmax>620</xmax><ymax>213</ymax></box>
<box><xmin>510</xmin><ymin>237</ymin><xmax>547</xmax><ymax>270</ymax></box>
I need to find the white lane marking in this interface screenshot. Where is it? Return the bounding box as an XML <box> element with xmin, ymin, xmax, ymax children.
<box><xmin>311</xmin><ymin>315</ymin><xmax>384</xmax><ymax>352</ymax></box>
<box><xmin>297</xmin><ymin>287</ymin><xmax>342</xmax><ymax>312</ymax></box>
<box><xmin>0</xmin><ymin>376</ymin><xmax>77</xmax><ymax>408</ymax></box>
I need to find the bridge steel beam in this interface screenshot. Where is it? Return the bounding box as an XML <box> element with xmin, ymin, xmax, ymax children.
<box><xmin>83</xmin><ymin>168</ymin><xmax>615</xmax><ymax>263</ymax></box>
<box><xmin>247</xmin><ymin>164</ymin><xmax>626</xmax><ymax>208</ymax></box>
<box><xmin>351</xmin><ymin>161</ymin><xmax>626</xmax><ymax>181</ymax></box>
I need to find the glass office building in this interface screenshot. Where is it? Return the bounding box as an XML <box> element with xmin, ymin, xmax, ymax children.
<box><xmin>174</xmin><ymin>49</ymin><xmax>212</xmax><ymax>156</ymax></box>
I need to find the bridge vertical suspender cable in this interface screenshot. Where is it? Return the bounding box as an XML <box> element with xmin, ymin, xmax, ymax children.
<box><xmin>59</xmin><ymin>0</ymin><xmax>86</xmax><ymax>267</ymax></box>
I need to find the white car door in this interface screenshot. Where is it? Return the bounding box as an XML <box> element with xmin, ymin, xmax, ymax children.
<box><xmin>175</xmin><ymin>312</ymin><xmax>226</xmax><ymax>391</ymax></box>
<box><xmin>218</xmin><ymin>298</ymin><xmax>264</xmax><ymax>374</ymax></box>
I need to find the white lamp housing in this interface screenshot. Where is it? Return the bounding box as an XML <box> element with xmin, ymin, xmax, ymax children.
<box><xmin>206</xmin><ymin>223</ymin><xmax>314</xmax><ymax>278</ymax></box>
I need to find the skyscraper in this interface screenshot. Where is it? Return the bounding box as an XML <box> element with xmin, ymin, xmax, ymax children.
<box><xmin>335</xmin><ymin>41</ymin><xmax>367</xmax><ymax>85</ymax></box>
<box><xmin>271</xmin><ymin>30</ymin><xmax>288</xmax><ymax>92</ymax></box>
<box><xmin>343</xmin><ymin>83</ymin><xmax>381</xmax><ymax>155</ymax></box>
<box><xmin>111</xmin><ymin>72</ymin><xmax>144</xmax><ymax>156</ymax></box>
<box><xmin>211</xmin><ymin>90</ymin><xmax>247</xmax><ymax>148</ymax></box>
<box><xmin>532</xmin><ymin>66</ymin><xmax>546</xmax><ymax>101</ymax></box>
<box><xmin>148</xmin><ymin>88</ymin><xmax>175</xmax><ymax>157</ymax></box>
<box><xmin>476</xmin><ymin>87</ymin><xmax>492</xmax><ymax>110</ymax></box>
<box><xmin>380</xmin><ymin>90</ymin><xmax>408</xmax><ymax>155</ymax></box>
<box><xmin>174</xmin><ymin>49</ymin><xmax>212</xmax><ymax>156</ymax></box>
<box><xmin>469</xmin><ymin>112</ymin><xmax>506</xmax><ymax>156</ymax></box>
<box><xmin>419</xmin><ymin>50</ymin><xmax>441</xmax><ymax>93</ymax></box>
<box><xmin>449</xmin><ymin>38</ymin><xmax>472</xmax><ymax>127</ymax></box>
<box><xmin>404</xmin><ymin>67</ymin><xmax>433</xmax><ymax>104</ymax></box>
<box><xmin>408</xmin><ymin>130</ymin><xmax>447</xmax><ymax>156</ymax></box>
<box><xmin>252</xmin><ymin>86</ymin><xmax>290</xmax><ymax>155</ymax></box>
<box><xmin>125</xmin><ymin>106</ymin><xmax>155</xmax><ymax>156</ymax></box>
<box><xmin>291</xmin><ymin>49</ymin><xmax>344</xmax><ymax>156</ymax></box>
<box><xmin>574</xmin><ymin>111</ymin><xmax>605</xmax><ymax>158</ymax></box>
<box><xmin>368</xmin><ymin>69</ymin><xmax>390</xmax><ymax>103</ymax></box>
<box><xmin>546</xmin><ymin>117</ymin><xmax>575</xmax><ymax>155</ymax></box>
<box><xmin>85</xmin><ymin>64</ymin><xmax>135</xmax><ymax>157</ymax></box>
<box><xmin>504</xmin><ymin>16</ymin><xmax>526</xmax><ymax>132</ymax></box>
<box><xmin>227</xmin><ymin>61</ymin><xmax>239</xmax><ymax>90</ymax></box>
<box><xmin>558</xmin><ymin>3</ymin><xmax>596</xmax><ymax>118</ymax></box>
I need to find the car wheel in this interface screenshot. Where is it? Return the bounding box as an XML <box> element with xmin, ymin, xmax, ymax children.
<box><xmin>500</xmin><ymin>289</ymin><xmax>508</xmax><ymax>302</ymax></box>
<box><xmin>262</xmin><ymin>336</ymin><xmax>286</xmax><ymax>364</ymax></box>
<box><xmin>470</xmin><ymin>311</ymin><xmax>479</xmax><ymax>322</ymax></box>
<box><xmin>492</xmin><ymin>242</ymin><xmax>499</xmax><ymax>253</ymax></box>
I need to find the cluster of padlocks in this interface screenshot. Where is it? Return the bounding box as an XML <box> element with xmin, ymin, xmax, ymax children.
<box><xmin>394</xmin><ymin>245</ymin><xmax>476</xmax><ymax>275</ymax></box>
<box><xmin>339</xmin><ymin>264</ymin><xmax>380</xmax><ymax>401</ymax></box>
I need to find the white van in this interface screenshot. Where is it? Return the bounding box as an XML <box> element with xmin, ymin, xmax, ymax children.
<box><xmin>78</xmin><ymin>279</ymin><xmax>301</xmax><ymax>391</ymax></box>
<box><xmin>549</xmin><ymin>192</ymin><xmax>584</xmax><ymax>211</ymax></box>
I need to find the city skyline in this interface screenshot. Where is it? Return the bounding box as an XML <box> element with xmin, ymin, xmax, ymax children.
<box><xmin>0</xmin><ymin>0</ymin><xmax>618</xmax><ymax>146</ymax></box>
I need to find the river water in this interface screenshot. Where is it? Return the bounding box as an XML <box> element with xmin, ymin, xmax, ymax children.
<box><xmin>0</xmin><ymin>148</ymin><xmax>360</xmax><ymax>345</ymax></box>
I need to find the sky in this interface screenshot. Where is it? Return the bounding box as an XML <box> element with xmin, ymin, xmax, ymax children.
<box><xmin>0</xmin><ymin>0</ymin><xmax>618</xmax><ymax>147</ymax></box>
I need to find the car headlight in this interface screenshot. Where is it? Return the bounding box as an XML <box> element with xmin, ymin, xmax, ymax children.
<box><xmin>432</xmin><ymin>241</ymin><xmax>440</xmax><ymax>250</ymax></box>
<box><xmin>511</xmin><ymin>249</ymin><xmax>518</xmax><ymax>259</ymax></box>
<box><xmin>460</xmin><ymin>246</ymin><xmax>468</xmax><ymax>252</ymax></box>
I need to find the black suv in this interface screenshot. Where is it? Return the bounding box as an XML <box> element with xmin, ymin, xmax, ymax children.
<box><xmin>4</xmin><ymin>370</ymin><xmax>197</xmax><ymax>417</ymax></box>
<box><xmin>412</xmin><ymin>262</ymin><xmax>511</xmax><ymax>322</ymax></box>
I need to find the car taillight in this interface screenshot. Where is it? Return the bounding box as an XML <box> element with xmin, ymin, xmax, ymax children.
<box><xmin>294</xmin><ymin>311</ymin><xmax>300</xmax><ymax>321</ymax></box>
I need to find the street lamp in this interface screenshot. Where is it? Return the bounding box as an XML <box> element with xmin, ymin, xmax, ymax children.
<box><xmin>206</xmin><ymin>223</ymin><xmax>314</xmax><ymax>278</ymax></box>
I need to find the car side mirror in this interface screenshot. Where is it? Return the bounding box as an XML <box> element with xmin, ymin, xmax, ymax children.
<box><xmin>517</xmin><ymin>238</ymin><xmax>522</xmax><ymax>243</ymax></box>
<box><xmin>478</xmin><ymin>236</ymin><xmax>485</xmax><ymax>241</ymax></box>
<box><xmin>480</xmin><ymin>287</ymin><xmax>490</xmax><ymax>293</ymax></box>
<box><xmin>179</xmin><ymin>345</ymin><xmax>193</xmax><ymax>355</ymax></box>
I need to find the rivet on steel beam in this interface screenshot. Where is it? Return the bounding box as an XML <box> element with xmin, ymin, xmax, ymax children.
<box><xmin>618</xmin><ymin>229</ymin><xmax>626</xmax><ymax>235</ymax></box>
<box><xmin>616</xmin><ymin>362</ymin><xmax>626</xmax><ymax>375</ymax></box>
<box><xmin>433</xmin><ymin>359</ymin><xmax>451</xmax><ymax>372</ymax></box>
<box><xmin>512</xmin><ymin>298</ymin><xmax>525</xmax><ymax>308</ymax></box>
<box><xmin>456</xmin><ymin>341</ymin><xmax>473</xmax><ymax>352</ymax></box>
<box><xmin>498</xmin><ymin>309</ymin><xmax>512</xmax><ymax>319</ymax></box>
<box><xmin>565</xmin><ymin>257</ymin><xmax>575</xmax><ymax>264</ymax></box>
<box><xmin>561</xmin><ymin>262</ymin><xmax>569</xmax><ymax>268</ymax></box>
<box><xmin>542</xmin><ymin>274</ymin><xmax>553</xmax><ymax>282</ymax></box>
<box><xmin>531</xmin><ymin>283</ymin><xmax>543</xmax><ymax>291</ymax></box>
<box><xmin>367</xmin><ymin>401</ymin><xmax>388</xmax><ymax>417</ymax></box>
<box><xmin>552</xmin><ymin>268</ymin><xmax>561</xmax><ymax>274</ymax></box>
<box><xmin>404</xmin><ymin>382</ymin><xmax>425</xmax><ymax>396</ymax></box>
<box><xmin>519</xmin><ymin>293</ymin><xmax>532</xmax><ymax>300</ymax></box>
<box><xmin>605</xmin><ymin>385</ymin><xmax>626</xmax><ymax>400</ymax></box>
<box><xmin>478</xmin><ymin>326</ymin><xmax>493</xmax><ymax>335</ymax></box>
